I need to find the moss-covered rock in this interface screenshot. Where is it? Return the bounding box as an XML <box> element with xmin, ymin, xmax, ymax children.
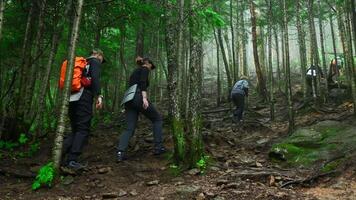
<box><xmin>269</xmin><ymin>120</ymin><xmax>356</xmax><ymax>170</ymax></box>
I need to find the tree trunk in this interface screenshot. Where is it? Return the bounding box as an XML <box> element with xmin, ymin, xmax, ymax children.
<box><xmin>329</xmin><ymin>15</ymin><xmax>339</xmax><ymax>84</ymax></box>
<box><xmin>274</xmin><ymin>29</ymin><xmax>282</xmax><ymax>92</ymax></box>
<box><xmin>52</xmin><ymin>0</ymin><xmax>84</xmax><ymax>171</ymax></box>
<box><xmin>165</xmin><ymin>0</ymin><xmax>185</xmax><ymax>165</ymax></box>
<box><xmin>239</xmin><ymin>0</ymin><xmax>248</xmax><ymax>76</ymax></box>
<box><xmin>267</xmin><ymin>0</ymin><xmax>274</xmax><ymax>120</ymax></box>
<box><xmin>136</xmin><ymin>25</ymin><xmax>144</xmax><ymax>57</ymax></box>
<box><xmin>16</xmin><ymin>2</ymin><xmax>35</xmax><ymax>119</ymax></box>
<box><xmin>307</xmin><ymin>0</ymin><xmax>322</xmax><ymax>102</ymax></box>
<box><xmin>249</xmin><ymin>0</ymin><xmax>268</xmax><ymax>101</ymax></box>
<box><xmin>223</xmin><ymin>30</ymin><xmax>234</xmax><ymax>82</ymax></box>
<box><xmin>318</xmin><ymin>0</ymin><xmax>328</xmax><ymax>99</ymax></box>
<box><xmin>214</xmin><ymin>30</ymin><xmax>221</xmax><ymax>106</ymax></box>
<box><xmin>230</xmin><ymin>0</ymin><xmax>237</xmax><ymax>81</ymax></box>
<box><xmin>283</xmin><ymin>0</ymin><xmax>294</xmax><ymax>133</ymax></box>
<box><xmin>0</xmin><ymin>0</ymin><xmax>5</xmax><ymax>41</ymax></box>
<box><xmin>216</xmin><ymin>27</ymin><xmax>233</xmax><ymax>92</ymax></box>
<box><xmin>350</xmin><ymin>0</ymin><xmax>356</xmax><ymax>56</ymax></box>
<box><xmin>342</xmin><ymin>2</ymin><xmax>356</xmax><ymax>115</ymax></box>
<box><xmin>296</xmin><ymin>0</ymin><xmax>308</xmax><ymax>100</ymax></box>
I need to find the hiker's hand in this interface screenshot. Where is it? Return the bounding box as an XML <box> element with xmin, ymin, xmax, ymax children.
<box><xmin>96</xmin><ymin>96</ymin><xmax>103</xmax><ymax>110</ymax></box>
<box><xmin>143</xmin><ymin>98</ymin><xmax>149</xmax><ymax>110</ymax></box>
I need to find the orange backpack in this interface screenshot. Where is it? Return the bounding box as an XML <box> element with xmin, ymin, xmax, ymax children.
<box><xmin>59</xmin><ymin>57</ymin><xmax>89</xmax><ymax>92</ymax></box>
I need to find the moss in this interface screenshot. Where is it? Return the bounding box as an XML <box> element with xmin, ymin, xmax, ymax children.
<box><xmin>172</xmin><ymin>118</ymin><xmax>185</xmax><ymax>163</ymax></box>
<box><xmin>270</xmin><ymin>121</ymin><xmax>356</xmax><ymax>171</ymax></box>
<box><xmin>321</xmin><ymin>158</ymin><xmax>344</xmax><ymax>173</ymax></box>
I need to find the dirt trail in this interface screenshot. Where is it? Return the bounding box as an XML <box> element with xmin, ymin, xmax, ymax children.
<box><xmin>1</xmin><ymin>95</ymin><xmax>355</xmax><ymax>200</ymax></box>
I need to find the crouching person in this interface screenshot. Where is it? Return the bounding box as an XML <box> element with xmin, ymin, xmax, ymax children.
<box><xmin>116</xmin><ymin>57</ymin><xmax>166</xmax><ymax>162</ymax></box>
<box><xmin>231</xmin><ymin>76</ymin><xmax>249</xmax><ymax>123</ymax></box>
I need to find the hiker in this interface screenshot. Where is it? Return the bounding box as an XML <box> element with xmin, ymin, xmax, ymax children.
<box><xmin>62</xmin><ymin>49</ymin><xmax>105</xmax><ymax>170</ymax></box>
<box><xmin>306</xmin><ymin>65</ymin><xmax>323</xmax><ymax>95</ymax></box>
<box><xmin>327</xmin><ymin>58</ymin><xmax>341</xmax><ymax>84</ymax></box>
<box><xmin>116</xmin><ymin>57</ymin><xmax>166</xmax><ymax>162</ymax></box>
<box><xmin>231</xmin><ymin>75</ymin><xmax>249</xmax><ymax>123</ymax></box>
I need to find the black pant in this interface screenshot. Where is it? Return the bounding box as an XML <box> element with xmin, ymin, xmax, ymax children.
<box><xmin>63</xmin><ymin>89</ymin><xmax>93</xmax><ymax>162</ymax></box>
<box><xmin>232</xmin><ymin>93</ymin><xmax>245</xmax><ymax>121</ymax></box>
<box><xmin>117</xmin><ymin>92</ymin><xmax>163</xmax><ymax>152</ymax></box>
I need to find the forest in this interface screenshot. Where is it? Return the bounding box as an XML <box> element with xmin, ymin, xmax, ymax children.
<box><xmin>0</xmin><ymin>0</ymin><xmax>356</xmax><ymax>199</ymax></box>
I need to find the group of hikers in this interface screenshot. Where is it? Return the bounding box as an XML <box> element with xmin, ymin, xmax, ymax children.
<box><xmin>60</xmin><ymin>49</ymin><xmax>341</xmax><ymax>171</ymax></box>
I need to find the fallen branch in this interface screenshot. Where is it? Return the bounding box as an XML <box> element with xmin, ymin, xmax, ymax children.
<box><xmin>0</xmin><ymin>167</ymin><xmax>36</xmax><ymax>178</ymax></box>
<box><xmin>202</xmin><ymin>108</ymin><xmax>231</xmax><ymax>114</ymax></box>
<box><xmin>281</xmin><ymin>171</ymin><xmax>336</xmax><ymax>188</ymax></box>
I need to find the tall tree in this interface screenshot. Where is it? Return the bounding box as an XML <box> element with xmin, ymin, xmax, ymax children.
<box><xmin>267</xmin><ymin>0</ymin><xmax>274</xmax><ymax>120</ymax></box>
<box><xmin>185</xmin><ymin>0</ymin><xmax>203</xmax><ymax>168</ymax></box>
<box><xmin>249</xmin><ymin>0</ymin><xmax>267</xmax><ymax>101</ymax></box>
<box><xmin>318</xmin><ymin>0</ymin><xmax>328</xmax><ymax>99</ymax></box>
<box><xmin>0</xmin><ymin>0</ymin><xmax>5</xmax><ymax>41</ymax></box>
<box><xmin>296</xmin><ymin>0</ymin><xmax>308</xmax><ymax>99</ymax></box>
<box><xmin>165</xmin><ymin>0</ymin><xmax>185</xmax><ymax>165</ymax></box>
<box><xmin>52</xmin><ymin>0</ymin><xmax>84</xmax><ymax>171</ymax></box>
<box><xmin>239</xmin><ymin>0</ymin><xmax>248</xmax><ymax>76</ymax></box>
<box><xmin>283</xmin><ymin>0</ymin><xmax>294</xmax><ymax>132</ymax></box>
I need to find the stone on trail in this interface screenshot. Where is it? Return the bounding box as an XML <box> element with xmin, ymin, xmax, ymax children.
<box><xmin>187</xmin><ymin>168</ymin><xmax>201</xmax><ymax>176</ymax></box>
<box><xmin>118</xmin><ymin>189</ymin><xmax>128</xmax><ymax>197</ymax></box>
<box><xmin>196</xmin><ymin>192</ymin><xmax>205</xmax><ymax>200</ymax></box>
<box><xmin>129</xmin><ymin>189</ymin><xmax>138</xmax><ymax>196</ymax></box>
<box><xmin>102</xmin><ymin>192</ymin><xmax>118</xmax><ymax>199</ymax></box>
<box><xmin>146</xmin><ymin>180</ymin><xmax>159</xmax><ymax>186</ymax></box>
<box><xmin>176</xmin><ymin>185</ymin><xmax>201</xmax><ymax>194</ymax></box>
<box><xmin>62</xmin><ymin>175</ymin><xmax>74</xmax><ymax>185</ymax></box>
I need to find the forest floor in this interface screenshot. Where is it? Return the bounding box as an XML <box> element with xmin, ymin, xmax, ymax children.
<box><xmin>1</xmin><ymin>91</ymin><xmax>356</xmax><ymax>200</ymax></box>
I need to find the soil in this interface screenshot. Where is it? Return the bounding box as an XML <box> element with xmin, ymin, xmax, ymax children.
<box><xmin>1</xmin><ymin>91</ymin><xmax>355</xmax><ymax>200</ymax></box>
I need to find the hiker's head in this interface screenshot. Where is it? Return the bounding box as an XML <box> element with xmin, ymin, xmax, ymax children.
<box><xmin>91</xmin><ymin>49</ymin><xmax>105</xmax><ymax>63</ymax></box>
<box><xmin>240</xmin><ymin>75</ymin><xmax>249</xmax><ymax>80</ymax></box>
<box><xmin>136</xmin><ymin>56</ymin><xmax>156</xmax><ymax>70</ymax></box>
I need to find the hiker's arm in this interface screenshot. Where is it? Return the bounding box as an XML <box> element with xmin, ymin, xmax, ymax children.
<box><xmin>90</xmin><ymin>59</ymin><xmax>101</xmax><ymax>96</ymax></box>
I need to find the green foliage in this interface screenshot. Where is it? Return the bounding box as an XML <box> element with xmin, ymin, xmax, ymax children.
<box><xmin>168</xmin><ymin>164</ymin><xmax>182</xmax><ymax>176</ymax></box>
<box><xmin>199</xmin><ymin>8</ymin><xmax>225</xmax><ymax>27</ymax></box>
<box><xmin>18</xmin><ymin>133</ymin><xmax>28</xmax><ymax>145</ymax></box>
<box><xmin>0</xmin><ymin>140</ymin><xmax>19</xmax><ymax>150</ymax></box>
<box><xmin>172</xmin><ymin>118</ymin><xmax>185</xmax><ymax>162</ymax></box>
<box><xmin>29</xmin><ymin>142</ymin><xmax>40</xmax><ymax>156</ymax></box>
<box><xmin>196</xmin><ymin>155</ymin><xmax>211</xmax><ymax>173</ymax></box>
<box><xmin>32</xmin><ymin>162</ymin><xmax>55</xmax><ymax>191</ymax></box>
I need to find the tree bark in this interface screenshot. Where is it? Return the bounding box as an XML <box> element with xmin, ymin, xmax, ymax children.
<box><xmin>318</xmin><ymin>0</ymin><xmax>328</xmax><ymax>98</ymax></box>
<box><xmin>165</xmin><ymin>0</ymin><xmax>185</xmax><ymax>164</ymax></box>
<box><xmin>239</xmin><ymin>0</ymin><xmax>248</xmax><ymax>76</ymax></box>
<box><xmin>267</xmin><ymin>0</ymin><xmax>274</xmax><ymax>120</ymax></box>
<box><xmin>52</xmin><ymin>0</ymin><xmax>84</xmax><ymax>171</ymax></box>
<box><xmin>296</xmin><ymin>0</ymin><xmax>308</xmax><ymax>99</ymax></box>
<box><xmin>216</xmin><ymin>27</ymin><xmax>233</xmax><ymax>92</ymax></box>
<box><xmin>214</xmin><ymin>29</ymin><xmax>221</xmax><ymax>106</ymax></box>
<box><xmin>249</xmin><ymin>0</ymin><xmax>268</xmax><ymax>101</ymax></box>
<box><xmin>283</xmin><ymin>0</ymin><xmax>294</xmax><ymax>133</ymax></box>
<box><xmin>0</xmin><ymin>0</ymin><xmax>5</xmax><ymax>41</ymax></box>
<box><xmin>230</xmin><ymin>0</ymin><xmax>237</xmax><ymax>81</ymax></box>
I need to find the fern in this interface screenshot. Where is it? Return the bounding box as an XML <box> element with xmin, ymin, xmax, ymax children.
<box><xmin>32</xmin><ymin>162</ymin><xmax>55</xmax><ymax>190</ymax></box>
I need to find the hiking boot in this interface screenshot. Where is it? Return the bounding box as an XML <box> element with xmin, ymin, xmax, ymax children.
<box><xmin>67</xmin><ymin>161</ymin><xmax>87</xmax><ymax>171</ymax></box>
<box><xmin>116</xmin><ymin>151</ymin><xmax>127</xmax><ymax>162</ymax></box>
<box><xmin>153</xmin><ymin>146</ymin><xmax>167</xmax><ymax>155</ymax></box>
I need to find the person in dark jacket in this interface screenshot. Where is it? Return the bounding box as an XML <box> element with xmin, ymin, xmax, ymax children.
<box><xmin>231</xmin><ymin>76</ymin><xmax>249</xmax><ymax>123</ymax></box>
<box><xmin>62</xmin><ymin>49</ymin><xmax>105</xmax><ymax>170</ymax></box>
<box><xmin>116</xmin><ymin>57</ymin><xmax>166</xmax><ymax>162</ymax></box>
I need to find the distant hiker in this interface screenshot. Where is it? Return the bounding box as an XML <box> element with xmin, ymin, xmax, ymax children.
<box><xmin>62</xmin><ymin>49</ymin><xmax>105</xmax><ymax>170</ymax></box>
<box><xmin>116</xmin><ymin>56</ymin><xmax>166</xmax><ymax>162</ymax></box>
<box><xmin>231</xmin><ymin>76</ymin><xmax>249</xmax><ymax>123</ymax></box>
<box><xmin>306</xmin><ymin>65</ymin><xmax>323</xmax><ymax>95</ymax></box>
<box><xmin>327</xmin><ymin>58</ymin><xmax>341</xmax><ymax>84</ymax></box>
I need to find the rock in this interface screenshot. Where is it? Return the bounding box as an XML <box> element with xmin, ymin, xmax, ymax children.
<box><xmin>129</xmin><ymin>189</ymin><xmax>138</xmax><ymax>196</ymax></box>
<box><xmin>213</xmin><ymin>196</ymin><xmax>225</xmax><ymax>200</ymax></box>
<box><xmin>210</xmin><ymin>166</ymin><xmax>220</xmax><ymax>171</ymax></box>
<box><xmin>146</xmin><ymin>180</ymin><xmax>159</xmax><ymax>186</ymax></box>
<box><xmin>62</xmin><ymin>175</ymin><xmax>74</xmax><ymax>185</ymax></box>
<box><xmin>188</xmin><ymin>168</ymin><xmax>201</xmax><ymax>175</ymax></box>
<box><xmin>255</xmin><ymin>161</ymin><xmax>263</xmax><ymax>167</ymax></box>
<box><xmin>144</xmin><ymin>137</ymin><xmax>154</xmax><ymax>143</ymax></box>
<box><xmin>216</xmin><ymin>179</ymin><xmax>229</xmax><ymax>186</ymax></box>
<box><xmin>222</xmin><ymin>182</ymin><xmax>239</xmax><ymax>189</ymax></box>
<box><xmin>256</xmin><ymin>138</ymin><xmax>269</xmax><ymax>145</ymax></box>
<box><xmin>118</xmin><ymin>189</ymin><xmax>127</xmax><ymax>197</ymax></box>
<box><xmin>196</xmin><ymin>192</ymin><xmax>205</xmax><ymax>200</ymax></box>
<box><xmin>98</xmin><ymin>167</ymin><xmax>111</xmax><ymax>174</ymax></box>
<box><xmin>269</xmin><ymin>175</ymin><xmax>276</xmax><ymax>186</ymax></box>
<box><xmin>102</xmin><ymin>192</ymin><xmax>118</xmax><ymax>199</ymax></box>
<box><xmin>177</xmin><ymin>185</ymin><xmax>201</xmax><ymax>194</ymax></box>
<box><xmin>97</xmin><ymin>183</ymin><xmax>105</xmax><ymax>188</ymax></box>
<box><xmin>205</xmin><ymin>191</ymin><xmax>216</xmax><ymax>197</ymax></box>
